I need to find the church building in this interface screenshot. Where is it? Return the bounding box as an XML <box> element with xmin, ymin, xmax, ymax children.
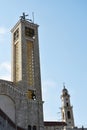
<box><xmin>0</xmin><ymin>13</ymin><xmax>85</xmax><ymax>130</ymax></box>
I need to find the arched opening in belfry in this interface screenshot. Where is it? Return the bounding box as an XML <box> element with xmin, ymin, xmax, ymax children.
<box><xmin>67</xmin><ymin>111</ymin><xmax>71</xmax><ymax>119</ymax></box>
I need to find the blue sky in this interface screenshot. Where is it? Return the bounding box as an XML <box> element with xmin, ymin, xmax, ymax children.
<box><xmin>0</xmin><ymin>0</ymin><xmax>87</xmax><ymax>127</ymax></box>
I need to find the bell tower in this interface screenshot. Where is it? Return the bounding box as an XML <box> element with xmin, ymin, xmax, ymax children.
<box><xmin>11</xmin><ymin>13</ymin><xmax>44</xmax><ymax>130</ymax></box>
<box><xmin>11</xmin><ymin>13</ymin><xmax>42</xmax><ymax>97</ymax></box>
<box><xmin>61</xmin><ymin>86</ymin><xmax>75</xmax><ymax>129</ymax></box>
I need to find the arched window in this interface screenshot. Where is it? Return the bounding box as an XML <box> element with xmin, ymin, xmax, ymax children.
<box><xmin>33</xmin><ymin>125</ymin><xmax>36</xmax><ymax>130</ymax></box>
<box><xmin>67</xmin><ymin>111</ymin><xmax>71</xmax><ymax>119</ymax></box>
<box><xmin>28</xmin><ymin>125</ymin><xmax>31</xmax><ymax>130</ymax></box>
<box><xmin>66</xmin><ymin>102</ymin><xmax>69</xmax><ymax>106</ymax></box>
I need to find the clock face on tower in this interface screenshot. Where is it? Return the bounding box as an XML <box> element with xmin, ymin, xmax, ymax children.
<box><xmin>25</xmin><ymin>27</ymin><xmax>35</xmax><ymax>38</ymax></box>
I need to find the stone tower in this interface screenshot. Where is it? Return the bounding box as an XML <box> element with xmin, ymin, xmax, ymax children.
<box><xmin>11</xmin><ymin>13</ymin><xmax>42</xmax><ymax>95</ymax></box>
<box><xmin>11</xmin><ymin>13</ymin><xmax>44</xmax><ymax>130</ymax></box>
<box><xmin>0</xmin><ymin>13</ymin><xmax>44</xmax><ymax>130</ymax></box>
<box><xmin>61</xmin><ymin>86</ymin><xmax>75</xmax><ymax>129</ymax></box>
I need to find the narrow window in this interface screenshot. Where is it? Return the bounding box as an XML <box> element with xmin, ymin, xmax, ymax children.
<box><xmin>62</xmin><ymin>112</ymin><xmax>64</xmax><ymax>120</ymax></box>
<box><xmin>67</xmin><ymin>111</ymin><xmax>71</xmax><ymax>119</ymax></box>
<box><xmin>14</xmin><ymin>28</ymin><xmax>19</xmax><ymax>41</ymax></box>
<box><xmin>66</xmin><ymin>103</ymin><xmax>69</xmax><ymax>106</ymax></box>
<box><xmin>27</xmin><ymin>41</ymin><xmax>35</xmax><ymax>86</ymax></box>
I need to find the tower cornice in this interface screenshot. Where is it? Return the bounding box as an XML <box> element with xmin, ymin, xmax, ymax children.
<box><xmin>11</xmin><ymin>19</ymin><xmax>39</xmax><ymax>33</ymax></box>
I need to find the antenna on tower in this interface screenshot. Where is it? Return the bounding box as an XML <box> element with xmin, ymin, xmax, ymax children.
<box><xmin>32</xmin><ymin>12</ymin><xmax>34</xmax><ymax>23</ymax></box>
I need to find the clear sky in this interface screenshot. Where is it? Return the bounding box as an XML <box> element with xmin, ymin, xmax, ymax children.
<box><xmin>0</xmin><ymin>0</ymin><xmax>87</xmax><ymax>127</ymax></box>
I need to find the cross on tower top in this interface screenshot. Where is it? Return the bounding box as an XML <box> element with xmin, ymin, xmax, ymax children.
<box><xmin>20</xmin><ymin>12</ymin><xmax>28</xmax><ymax>20</ymax></box>
<box><xmin>20</xmin><ymin>12</ymin><xmax>34</xmax><ymax>23</ymax></box>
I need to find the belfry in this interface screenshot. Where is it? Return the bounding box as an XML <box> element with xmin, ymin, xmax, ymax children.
<box><xmin>61</xmin><ymin>86</ymin><xmax>75</xmax><ymax>129</ymax></box>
